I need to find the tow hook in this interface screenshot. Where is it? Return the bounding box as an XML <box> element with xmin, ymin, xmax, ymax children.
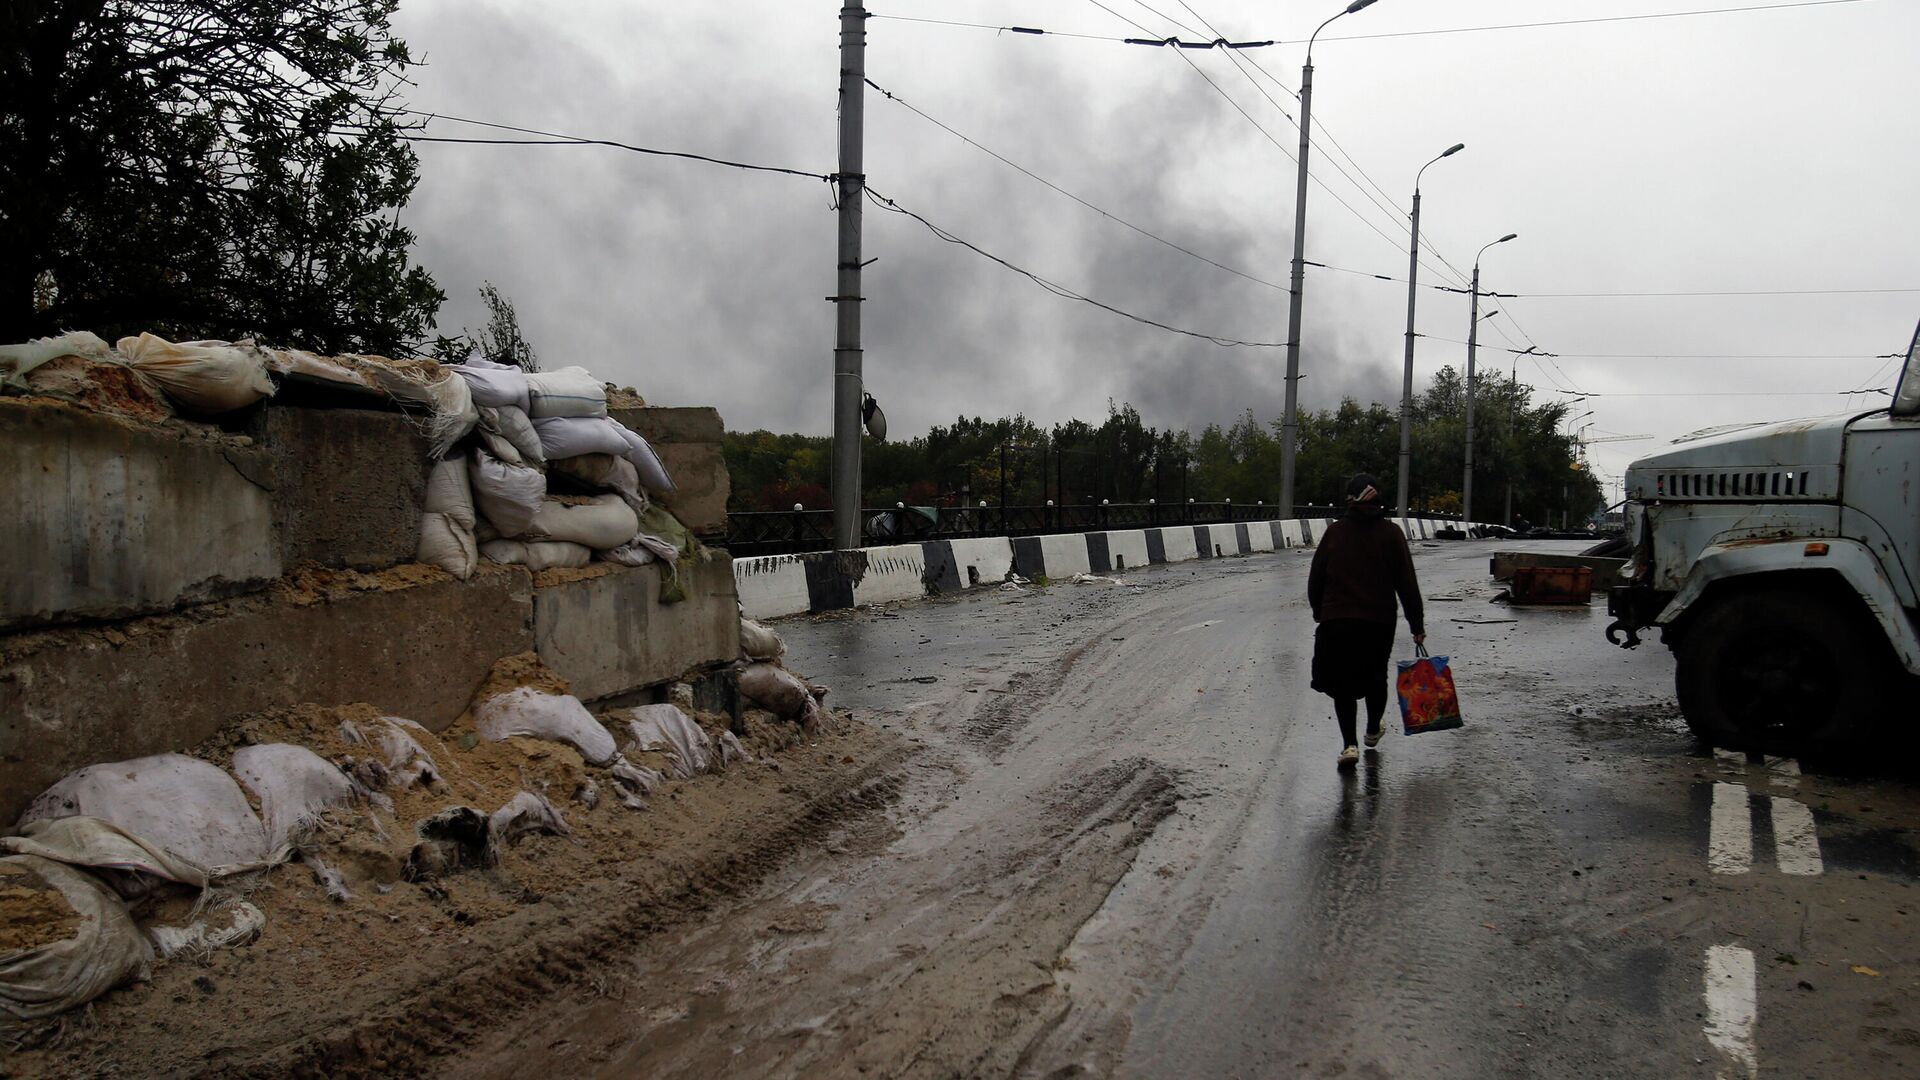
<box><xmin>1605</xmin><ymin>617</ymin><xmax>1642</xmax><ymax>649</ymax></box>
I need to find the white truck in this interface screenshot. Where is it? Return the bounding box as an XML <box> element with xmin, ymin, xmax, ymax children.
<box><xmin>1605</xmin><ymin>319</ymin><xmax>1920</xmax><ymax>756</ymax></box>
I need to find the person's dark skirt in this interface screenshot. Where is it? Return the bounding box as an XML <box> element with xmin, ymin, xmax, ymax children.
<box><xmin>1310</xmin><ymin>619</ymin><xmax>1396</xmax><ymax>699</ymax></box>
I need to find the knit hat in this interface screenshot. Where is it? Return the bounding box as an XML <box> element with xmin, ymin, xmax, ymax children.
<box><xmin>1344</xmin><ymin>474</ymin><xmax>1382</xmax><ymax>504</ymax></box>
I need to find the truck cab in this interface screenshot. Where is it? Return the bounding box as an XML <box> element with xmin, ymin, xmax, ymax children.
<box><xmin>1606</xmin><ymin>320</ymin><xmax>1920</xmax><ymax>756</ymax></box>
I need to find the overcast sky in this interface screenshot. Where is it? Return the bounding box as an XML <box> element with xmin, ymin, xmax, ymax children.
<box><xmin>392</xmin><ymin>0</ymin><xmax>1919</xmax><ymax>498</ymax></box>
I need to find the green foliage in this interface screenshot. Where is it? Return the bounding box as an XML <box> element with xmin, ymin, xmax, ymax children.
<box><xmin>0</xmin><ymin>0</ymin><xmax>442</xmax><ymax>351</ymax></box>
<box><xmin>430</xmin><ymin>283</ymin><xmax>540</xmax><ymax>370</ymax></box>
<box><xmin>724</xmin><ymin>373</ymin><xmax>1607</xmax><ymax>523</ymax></box>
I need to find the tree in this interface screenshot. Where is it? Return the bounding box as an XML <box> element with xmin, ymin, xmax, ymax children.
<box><xmin>0</xmin><ymin>1</ymin><xmax>442</xmax><ymax>351</ymax></box>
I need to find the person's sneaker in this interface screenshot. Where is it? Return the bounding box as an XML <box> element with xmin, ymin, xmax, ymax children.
<box><xmin>1337</xmin><ymin>745</ymin><xmax>1360</xmax><ymax>769</ymax></box>
<box><xmin>1364</xmin><ymin>725</ymin><xmax>1385</xmax><ymax>748</ymax></box>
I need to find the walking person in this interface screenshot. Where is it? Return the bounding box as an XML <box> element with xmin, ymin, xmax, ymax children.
<box><xmin>1308</xmin><ymin>474</ymin><xmax>1426</xmax><ymax>768</ymax></box>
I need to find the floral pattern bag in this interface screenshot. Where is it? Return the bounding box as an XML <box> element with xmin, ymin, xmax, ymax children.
<box><xmin>1396</xmin><ymin>644</ymin><xmax>1464</xmax><ymax>735</ymax></box>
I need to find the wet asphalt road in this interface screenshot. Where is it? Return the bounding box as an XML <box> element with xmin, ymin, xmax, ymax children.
<box><xmin>451</xmin><ymin>540</ymin><xmax>1920</xmax><ymax>1079</ymax></box>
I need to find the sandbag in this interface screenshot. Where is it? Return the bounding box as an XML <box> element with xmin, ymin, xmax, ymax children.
<box><xmin>453</xmin><ymin>357</ymin><xmax>530</xmax><ymax>410</ymax></box>
<box><xmin>231</xmin><ymin>744</ymin><xmax>358</xmax><ymax>852</ymax></box>
<box><xmin>362</xmin><ymin>358</ymin><xmax>478</xmax><ymax>456</ymax></box>
<box><xmin>418</xmin><ymin>457</ymin><xmax>479</xmax><ymax>579</ymax></box>
<box><xmin>489</xmin><ymin>791</ymin><xmax>570</xmax><ymax>847</ymax></box>
<box><xmin>738</xmin><ymin>663</ymin><xmax>819</xmax><ymax>726</ymax></box>
<box><xmin>524</xmin><ymin>494</ymin><xmax>639</xmax><ymax>550</ymax></box>
<box><xmin>263</xmin><ymin>348</ymin><xmax>375</xmax><ymax>391</ymax></box>
<box><xmin>623</xmin><ymin>704</ymin><xmax>714</xmax><ymax>780</ymax></box>
<box><xmin>618</xmin><ymin>426</ymin><xmax>676</xmax><ymax>493</ymax></box>
<box><xmin>17</xmin><ymin>754</ymin><xmax>270</xmax><ymax>873</ymax></box>
<box><xmin>525</xmin><ymin>365</ymin><xmax>606</xmax><ymax>418</ymax></box>
<box><xmin>0</xmin><ymin>817</ymin><xmax>209</xmax><ymax>900</ymax></box>
<box><xmin>473</xmin><ymin>687</ymin><xmax>616</xmax><ymax>765</ymax></box>
<box><xmin>148</xmin><ymin>899</ymin><xmax>266</xmax><ymax>959</ymax></box>
<box><xmin>491</xmin><ymin>404</ymin><xmax>546</xmax><ymax>467</ymax></box>
<box><xmin>474</xmin><ymin>407</ymin><xmax>525</xmax><ymax>465</ymax></box>
<box><xmin>480</xmin><ymin>538</ymin><xmax>592</xmax><ymax>571</ymax></box>
<box><xmin>468</xmin><ymin>446</ymin><xmax>546</xmax><ymax>538</ymax></box>
<box><xmin>115</xmin><ymin>333</ymin><xmax>274</xmax><ymax>413</ymax></box>
<box><xmin>0</xmin><ymin>854</ymin><xmax>153</xmax><ymax>1021</ymax></box>
<box><xmin>740</xmin><ymin>619</ymin><xmax>785</xmax><ymax>661</ymax></box>
<box><xmin>0</xmin><ymin>331</ymin><xmax>115</xmax><ymax>386</ymax></box>
<box><xmin>598</xmin><ymin>542</ymin><xmax>657</xmax><ymax>567</ymax></box>
<box><xmin>377</xmin><ymin>717</ymin><xmax>442</xmax><ymax>790</ymax></box>
<box><xmin>532</xmin><ymin>415</ymin><xmax>631</xmax><ymax>460</ymax></box>
<box><xmin>550</xmin><ymin>453</ymin><xmax>645</xmax><ymax>516</ymax></box>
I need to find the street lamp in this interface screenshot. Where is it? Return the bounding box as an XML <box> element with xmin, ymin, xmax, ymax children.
<box><xmin>1280</xmin><ymin>0</ymin><xmax>1380</xmax><ymax>519</ymax></box>
<box><xmin>1463</xmin><ymin>231</ymin><xmax>1518</xmax><ymax>526</ymax></box>
<box><xmin>1395</xmin><ymin>140</ymin><xmax>1464</xmax><ymax>522</ymax></box>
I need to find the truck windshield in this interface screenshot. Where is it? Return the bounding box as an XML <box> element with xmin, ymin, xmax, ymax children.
<box><xmin>1897</xmin><ymin>317</ymin><xmax>1920</xmax><ymax>417</ymax></box>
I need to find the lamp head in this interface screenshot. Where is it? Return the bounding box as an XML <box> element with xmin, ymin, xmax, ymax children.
<box><xmin>1498</xmin><ymin>232</ymin><xmax>1518</xmax><ymax>243</ymax></box>
<box><xmin>1442</xmin><ymin>142</ymin><xmax>1465</xmax><ymax>157</ymax></box>
<box><xmin>1346</xmin><ymin>0</ymin><xmax>1378</xmax><ymax>12</ymax></box>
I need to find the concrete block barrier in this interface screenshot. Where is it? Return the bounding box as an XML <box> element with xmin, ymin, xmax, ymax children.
<box><xmin>852</xmin><ymin>544</ymin><xmax>930</xmax><ymax>607</ymax></box>
<box><xmin>1247</xmin><ymin>521</ymin><xmax>1276</xmax><ymax>552</ymax></box>
<box><xmin>1095</xmin><ymin>530</ymin><xmax>1152</xmax><ymax>573</ymax></box>
<box><xmin>734</xmin><ymin>554</ymin><xmax>812</xmax><ymax>621</ymax></box>
<box><xmin>1155</xmin><ymin>525</ymin><xmax>1200</xmax><ymax>563</ymax></box>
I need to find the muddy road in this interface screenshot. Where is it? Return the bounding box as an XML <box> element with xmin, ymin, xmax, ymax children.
<box><xmin>447</xmin><ymin>542</ymin><xmax>1920</xmax><ymax>1079</ymax></box>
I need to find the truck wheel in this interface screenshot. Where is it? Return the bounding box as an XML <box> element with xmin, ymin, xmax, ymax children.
<box><xmin>1674</xmin><ymin>586</ymin><xmax>1886</xmax><ymax>757</ymax></box>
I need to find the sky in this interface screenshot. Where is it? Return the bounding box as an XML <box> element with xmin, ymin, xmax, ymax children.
<box><xmin>390</xmin><ymin>0</ymin><xmax>1920</xmax><ymax>500</ymax></box>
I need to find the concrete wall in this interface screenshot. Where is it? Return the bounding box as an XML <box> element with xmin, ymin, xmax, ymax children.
<box><xmin>851</xmin><ymin>544</ymin><xmax>929</xmax><ymax>607</ymax></box>
<box><xmin>532</xmin><ymin>552</ymin><xmax>740</xmax><ymax>702</ymax></box>
<box><xmin>612</xmin><ymin>406</ymin><xmax>729</xmax><ymax>537</ymax></box>
<box><xmin>250</xmin><ymin>405</ymin><xmax>432</xmax><ymax>570</ymax></box>
<box><xmin>2</xmin><ymin>400</ymin><xmax>280</xmax><ymax>632</ymax></box>
<box><xmin>0</xmin><ymin>566</ymin><xmax>536</xmax><ymax>824</ymax></box>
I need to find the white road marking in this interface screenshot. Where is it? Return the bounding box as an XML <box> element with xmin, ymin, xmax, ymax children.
<box><xmin>1710</xmin><ymin>782</ymin><xmax>1753</xmax><ymax>874</ymax></box>
<box><xmin>1770</xmin><ymin>796</ymin><xmax>1824</xmax><ymax>876</ymax></box>
<box><xmin>1704</xmin><ymin>945</ymin><xmax>1759</xmax><ymax>1080</ymax></box>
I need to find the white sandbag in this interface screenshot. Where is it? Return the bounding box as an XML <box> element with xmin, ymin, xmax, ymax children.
<box><xmin>532</xmin><ymin>415</ymin><xmax>631</xmax><ymax>460</ymax></box>
<box><xmin>489</xmin><ymin>791</ymin><xmax>570</xmax><ymax>847</ymax></box>
<box><xmin>467</xmin><ymin>446</ymin><xmax>546</xmax><ymax>538</ymax></box>
<box><xmin>17</xmin><ymin>754</ymin><xmax>270</xmax><ymax>873</ymax></box>
<box><xmin>418</xmin><ymin>457</ymin><xmax>478</xmax><ymax>579</ymax></box>
<box><xmin>737</xmin><ymin>663</ymin><xmax>814</xmax><ymax>720</ymax></box>
<box><xmin>147</xmin><ymin>899</ymin><xmax>266</xmax><ymax>959</ymax></box>
<box><xmin>453</xmin><ymin>357</ymin><xmax>530</xmax><ymax>410</ymax></box>
<box><xmin>740</xmin><ymin>619</ymin><xmax>785</xmax><ymax>661</ymax></box>
<box><xmin>618</xmin><ymin>426</ymin><xmax>676</xmax><ymax>493</ymax></box>
<box><xmin>480</xmin><ymin>538</ymin><xmax>592</xmax><ymax>572</ymax></box>
<box><xmin>717</xmin><ymin>730</ymin><xmax>754</xmax><ymax>769</ymax></box>
<box><xmin>231</xmin><ymin>744</ymin><xmax>358</xmax><ymax>852</ymax></box>
<box><xmin>263</xmin><ymin>348</ymin><xmax>375</xmax><ymax>390</ymax></box>
<box><xmin>487</xmin><ymin>397</ymin><xmax>549</xmax><ymax>461</ymax></box>
<box><xmin>473</xmin><ymin>687</ymin><xmax>616</xmax><ymax>765</ymax></box>
<box><xmin>525</xmin><ymin>365</ymin><xmax>607</xmax><ymax>418</ymax></box>
<box><xmin>361</xmin><ymin>357</ymin><xmax>479</xmax><ymax>456</ymax></box>
<box><xmin>0</xmin><ymin>331</ymin><xmax>116</xmax><ymax>386</ymax></box>
<box><xmin>474</xmin><ymin>407</ymin><xmax>524</xmax><ymax>465</ymax></box>
<box><xmin>115</xmin><ymin>333</ymin><xmax>274</xmax><ymax>413</ymax></box>
<box><xmin>0</xmin><ymin>854</ymin><xmax>153</xmax><ymax>1021</ymax></box>
<box><xmin>378</xmin><ymin>717</ymin><xmax>442</xmax><ymax>790</ymax></box>
<box><xmin>0</xmin><ymin>816</ymin><xmax>210</xmax><ymax>899</ymax></box>
<box><xmin>524</xmin><ymin>494</ymin><xmax>639</xmax><ymax>550</ymax></box>
<box><xmin>609</xmin><ymin>756</ymin><xmax>662</xmax><ymax>808</ymax></box>
<box><xmin>597</xmin><ymin>542</ymin><xmax>657</xmax><ymax>568</ymax></box>
<box><xmin>623</xmin><ymin>704</ymin><xmax>714</xmax><ymax>780</ymax></box>
<box><xmin>550</xmin><ymin>453</ymin><xmax>645</xmax><ymax>516</ymax></box>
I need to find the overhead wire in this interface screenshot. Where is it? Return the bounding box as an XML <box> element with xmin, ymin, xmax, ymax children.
<box><xmin>1315</xmin><ymin>1</ymin><xmax>1869</xmax><ymax>43</ymax></box>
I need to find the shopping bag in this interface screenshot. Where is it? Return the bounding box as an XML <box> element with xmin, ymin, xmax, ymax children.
<box><xmin>1396</xmin><ymin>645</ymin><xmax>1464</xmax><ymax>735</ymax></box>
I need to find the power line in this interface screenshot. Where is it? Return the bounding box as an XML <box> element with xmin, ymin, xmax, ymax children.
<box><xmin>864</xmin><ymin>77</ymin><xmax>1291</xmax><ymax>294</ymax></box>
<box><xmin>399</xmin><ymin>111</ymin><xmax>831</xmax><ymax>182</ymax></box>
<box><xmin>1491</xmin><ymin>287</ymin><xmax>1920</xmax><ymax>298</ymax></box>
<box><xmin>863</xmin><ymin>186</ymin><xmax>1290</xmax><ymax>348</ymax></box>
<box><xmin>1316</xmin><ymin>1</ymin><xmax>1870</xmax><ymax>44</ymax></box>
<box><xmin>867</xmin><ymin>14</ymin><xmax>1124</xmax><ymax>42</ymax></box>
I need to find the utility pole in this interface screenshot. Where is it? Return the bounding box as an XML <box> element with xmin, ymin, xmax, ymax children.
<box><xmin>1464</xmin><ymin>231</ymin><xmax>1516</xmax><ymax>527</ymax></box>
<box><xmin>1398</xmin><ymin>142</ymin><xmax>1464</xmax><ymax>521</ymax></box>
<box><xmin>829</xmin><ymin>2</ymin><xmax>868</xmax><ymax>551</ymax></box>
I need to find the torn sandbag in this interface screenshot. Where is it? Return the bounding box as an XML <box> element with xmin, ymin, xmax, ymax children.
<box><xmin>480</xmin><ymin>538</ymin><xmax>592</xmax><ymax>572</ymax></box>
<box><xmin>147</xmin><ymin>898</ymin><xmax>266</xmax><ymax>960</ymax></box>
<box><xmin>115</xmin><ymin>332</ymin><xmax>275</xmax><ymax>413</ymax></box>
<box><xmin>468</xmin><ymin>445</ymin><xmax>546</xmax><ymax>537</ymax></box>
<box><xmin>403</xmin><ymin>806</ymin><xmax>493</xmax><ymax>881</ymax></box>
<box><xmin>377</xmin><ymin>717</ymin><xmax>443</xmax><ymax>791</ymax></box>
<box><xmin>308</xmin><ymin>857</ymin><xmax>354</xmax><ymax>903</ymax></box>
<box><xmin>473</xmin><ymin>687</ymin><xmax>616</xmax><ymax>765</ymax></box>
<box><xmin>262</xmin><ymin>348</ymin><xmax>377</xmax><ymax>391</ymax></box>
<box><xmin>231</xmin><ymin>744</ymin><xmax>359</xmax><ymax>853</ymax></box>
<box><xmin>0</xmin><ymin>331</ymin><xmax>115</xmax><ymax>386</ymax></box>
<box><xmin>622</xmin><ymin>705</ymin><xmax>715</xmax><ymax>780</ymax></box>
<box><xmin>489</xmin><ymin>792</ymin><xmax>570</xmax><ymax>847</ymax></box>
<box><xmin>609</xmin><ymin>756</ymin><xmax>662</xmax><ymax>809</ymax></box>
<box><xmin>360</xmin><ymin>356</ymin><xmax>478</xmax><ymax>455</ymax></box>
<box><xmin>550</xmin><ymin>452</ymin><xmax>646</xmax><ymax>516</ymax></box>
<box><xmin>418</xmin><ymin>457</ymin><xmax>479</xmax><ymax>580</ymax></box>
<box><xmin>524</xmin><ymin>494</ymin><xmax>640</xmax><ymax>551</ymax></box>
<box><xmin>617</xmin><ymin>425</ymin><xmax>676</xmax><ymax>493</ymax></box>
<box><xmin>737</xmin><ymin>663</ymin><xmax>820</xmax><ymax>727</ymax></box>
<box><xmin>17</xmin><ymin>754</ymin><xmax>270</xmax><ymax>874</ymax></box>
<box><xmin>717</xmin><ymin>730</ymin><xmax>754</xmax><ymax>770</ymax></box>
<box><xmin>0</xmin><ymin>817</ymin><xmax>209</xmax><ymax>900</ymax></box>
<box><xmin>740</xmin><ymin>618</ymin><xmax>785</xmax><ymax>661</ymax></box>
<box><xmin>452</xmin><ymin>357</ymin><xmax>530</xmax><ymax>410</ymax></box>
<box><xmin>525</xmin><ymin>365</ymin><xmax>606</xmax><ymax>419</ymax></box>
<box><xmin>0</xmin><ymin>854</ymin><xmax>152</xmax><ymax>1021</ymax></box>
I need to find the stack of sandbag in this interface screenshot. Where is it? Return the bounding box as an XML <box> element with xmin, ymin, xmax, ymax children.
<box><xmin>418</xmin><ymin>358</ymin><xmax>682</xmax><ymax>578</ymax></box>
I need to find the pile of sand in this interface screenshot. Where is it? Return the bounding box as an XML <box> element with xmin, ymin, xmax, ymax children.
<box><xmin>0</xmin><ymin>862</ymin><xmax>81</xmax><ymax>956</ymax></box>
<box><xmin>18</xmin><ymin>355</ymin><xmax>174</xmax><ymax>424</ymax></box>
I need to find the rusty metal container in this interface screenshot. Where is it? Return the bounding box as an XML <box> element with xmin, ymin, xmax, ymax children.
<box><xmin>1509</xmin><ymin>565</ymin><xmax>1594</xmax><ymax>604</ymax></box>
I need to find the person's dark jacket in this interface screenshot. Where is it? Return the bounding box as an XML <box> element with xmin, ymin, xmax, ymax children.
<box><xmin>1307</xmin><ymin>507</ymin><xmax>1424</xmax><ymax>634</ymax></box>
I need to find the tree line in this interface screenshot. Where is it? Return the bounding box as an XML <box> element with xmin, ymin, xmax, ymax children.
<box><xmin>727</xmin><ymin>368</ymin><xmax>1607</xmax><ymax>525</ymax></box>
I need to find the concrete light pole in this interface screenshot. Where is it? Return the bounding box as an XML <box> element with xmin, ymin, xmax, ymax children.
<box><xmin>1463</xmin><ymin>231</ymin><xmax>1516</xmax><ymax>527</ymax></box>
<box><xmin>1395</xmin><ymin>141</ymin><xmax>1464</xmax><ymax>521</ymax></box>
<box><xmin>1280</xmin><ymin>0</ymin><xmax>1378</xmax><ymax>518</ymax></box>
<box><xmin>830</xmin><ymin>1</ymin><xmax>868</xmax><ymax>551</ymax></box>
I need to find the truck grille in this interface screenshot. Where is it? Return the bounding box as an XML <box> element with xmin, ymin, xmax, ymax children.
<box><xmin>1653</xmin><ymin>469</ymin><xmax>1810</xmax><ymax>500</ymax></box>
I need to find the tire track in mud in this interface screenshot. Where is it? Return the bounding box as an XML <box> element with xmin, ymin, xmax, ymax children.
<box><xmin>145</xmin><ymin>743</ymin><xmax>912</xmax><ymax>1079</ymax></box>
